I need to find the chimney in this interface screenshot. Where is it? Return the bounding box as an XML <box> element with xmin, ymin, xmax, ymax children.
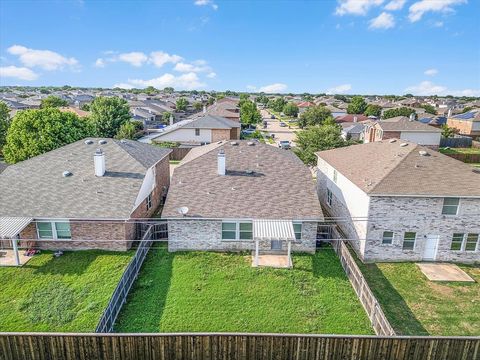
<box><xmin>169</xmin><ymin>114</ymin><xmax>174</xmax><ymax>126</ymax></box>
<box><xmin>94</xmin><ymin>149</ymin><xmax>106</xmax><ymax>177</ymax></box>
<box><xmin>203</xmin><ymin>105</ymin><xmax>207</xmax><ymax>114</ymax></box>
<box><xmin>353</xmin><ymin>116</ymin><xmax>358</xmax><ymax>123</ymax></box>
<box><xmin>217</xmin><ymin>149</ymin><xmax>226</xmax><ymax>175</ymax></box>
<box><xmin>409</xmin><ymin>113</ymin><xmax>415</xmax><ymax>121</ymax></box>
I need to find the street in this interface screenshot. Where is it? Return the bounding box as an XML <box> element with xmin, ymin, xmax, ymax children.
<box><xmin>259</xmin><ymin>109</ymin><xmax>298</xmax><ymax>147</ymax></box>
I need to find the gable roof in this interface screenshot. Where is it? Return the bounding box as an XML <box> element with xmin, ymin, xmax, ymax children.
<box><xmin>163</xmin><ymin>140</ymin><xmax>323</xmax><ymax>220</ymax></box>
<box><xmin>316</xmin><ymin>140</ymin><xmax>480</xmax><ymax>197</ymax></box>
<box><xmin>0</xmin><ymin>139</ymin><xmax>171</xmax><ymax>219</ymax></box>
<box><xmin>451</xmin><ymin>110</ymin><xmax>480</xmax><ymax>121</ymax></box>
<box><xmin>373</xmin><ymin>116</ymin><xmax>442</xmax><ymax>132</ymax></box>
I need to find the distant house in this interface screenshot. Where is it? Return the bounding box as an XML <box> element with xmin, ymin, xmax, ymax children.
<box><xmin>363</xmin><ymin>116</ymin><xmax>441</xmax><ymax>148</ymax></box>
<box><xmin>447</xmin><ymin>110</ymin><xmax>480</xmax><ymax>138</ymax></box>
<box><xmin>0</xmin><ymin>139</ymin><xmax>171</xmax><ymax>256</ymax></box>
<box><xmin>141</xmin><ymin>114</ymin><xmax>241</xmax><ymax>145</ymax></box>
<box><xmin>58</xmin><ymin>107</ymin><xmax>90</xmax><ymax>118</ymax></box>
<box><xmin>162</xmin><ymin>140</ymin><xmax>323</xmax><ymax>263</ymax></box>
<box><xmin>316</xmin><ymin>140</ymin><xmax>480</xmax><ymax>264</ymax></box>
<box><xmin>206</xmin><ymin>98</ymin><xmax>240</xmax><ymax>121</ymax></box>
<box><xmin>335</xmin><ymin>114</ymin><xmax>369</xmax><ymax>123</ymax></box>
<box><xmin>340</xmin><ymin>122</ymin><xmax>365</xmax><ymax>141</ymax></box>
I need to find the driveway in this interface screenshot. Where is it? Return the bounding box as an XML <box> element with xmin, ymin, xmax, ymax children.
<box><xmin>259</xmin><ymin>109</ymin><xmax>298</xmax><ymax>147</ymax></box>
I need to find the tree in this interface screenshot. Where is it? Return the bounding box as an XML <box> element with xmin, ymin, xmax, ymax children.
<box><xmin>163</xmin><ymin>87</ymin><xmax>174</xmax><ymax>94</ymax></box>
<box><xmin>162</xmin><ymin>112</ymin><xmax>173</xmax><ymax>124</ymax></box>
<box><xmin>441</xmin><ymin>124</ymin><xmax>458</xmax><ymax>138</ymax></box>
<box><xmin>176</xmin><ymin>97</ymin><xmax>189</xmax><ymax>112</ymax></box>
<box><xmin>238</xmin><ymin>93</ymin><xmax>250</xmax><ymax>108</ymax></box>
<box><xmin>0</xmin><ymin>101</ymin><xmax>11</xmax><ymax>155</ymax></box>
<box><xmin>89</xmin><ymin>96</ymin><xmax>131</xmax><ymax>138</ymax></box>
<box><xmin>283</xmin><ymin>102</ymin><xmax>299</xmax><ymax>117</ymax></box>
<box><xmin>334</xmin><ymin>94</ymin><xmax>348</xmax><ymax>102</ymax></box>
<box><xmin>40</xmin><ymin>95</ymin><xmax>68</xmax><ymax>109</ymax></box>
<box><xmin>347</xmin><ymin>96</ymin><xmax>367</xmax><ymax>114</ymax></box>
<box><xmin>364</xmin><ymin>104</ymin><xmax>382</xmax><ymax>117</ymax></box>
<box><xmin>383</xmin><ymin>107</ymin><xmax>416</xmax><ymax>119</ymax></box>
<box><xmin>298</xmin><ymin>105</ymin><xmax>332</xmax><ymax>128</ymax></box>
<box><xmin>269</xmin><ymin>97</ymin><xmax>287</xmax><ymax>112</ymax></box>
<box><xmin>294</xmin><ymin>124</ymin><xmax>350</xmax><ymax>166</ymax></box>
<box><xmin>421</xmin><ymin>104</ymin><xmax>437</xmax><ymax>115</ymax></box>
<box><xmin>240</xmin><ymin>100</ymin><xmax>262</xmax><ymax>125</ymax></box>
<box><xmin>207</xmin><ymin>97</ymin><xmax>215</xmax><ymax>105</ymax></box>
<box><xmin>144</xmin><ymin>86</ymin><xmax>158</xmax><ymax>95</ymax></box>
<box><xmin>80</xmin><ymin>103</ymin><xmax>90</xmax><ymax>111</ymax></box>
<box><xmin>255</xmin><ymin>94</ymin><xmax>269</xmax><ymax>105</ymax></box>
<box><xmin>3</xmin><ymin>108</ymin><xmax>93</xmax><ymax>164</ymax></box>
<box><xmin>114</xmin><ymin>121</ymin><xmax>143</xmax><ymax>140</ymax></box>
<box><xmin>193</xmin><ymin>102</ymin><xmax>203</xmax><ymax>111</ymax></box>
<box><xmin>301</xmin><ymin>93</ymin><xmax>314</xmax><ymax>102</ymax></box>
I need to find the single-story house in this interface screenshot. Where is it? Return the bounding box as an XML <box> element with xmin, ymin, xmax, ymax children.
<box><xmin>316</xmin><ymin>140</ymin><xmax>480</xmax><ymax>264</ymax></box>
<box><xmin>335</xmin><ymin>114</ymin><xmax>369</xmax><ymax>123</ymax></box>
<box><xmin>206</xmin><ymin>98</ymin><xmax>240</xmax><ymax>121</ymax></box>
<box><xmin>162</xmin><ymin>140</ymin><xmax>323</xmax><ymax>262</ymax></box>
<box><xmin>447</xmin><ymin>110</ymin><xmax>480</xmax><ymax>138</ymax></box>
<box><xmin>340</xmin><ymin>122</ymin><xmax>365</xmax><ymax>141</ymax></box>
<box><xmin>0</xmin><ymin>139</ymin><xmax>171</xmax><ymax>261</ymax></box>
<box><xmin>363</xmin><ymin>115</ymin><xmax>442</xmax><ymax>148</ymax></box>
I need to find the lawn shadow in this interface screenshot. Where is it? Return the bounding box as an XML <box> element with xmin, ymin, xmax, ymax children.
<box><xmin>114</xmin><ymin>247</ymin><xmax>174</xmax><ymax>332</ymax></box>
<box><xmin>24</xmin><ymin>251</ymin><xmax>104</xmax><ymax>275</ymax></box>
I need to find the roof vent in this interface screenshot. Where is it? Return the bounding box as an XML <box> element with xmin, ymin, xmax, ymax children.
<box><xmin>245</xmin><ymin>170</ymin><xmax>254</xmax><ymax>175</ymax></box>
<box><xmin>230</xmin><ymin>141</ymin><xmax>238</xmax><ymax>146</ymax></box>
<box><xmin>419</xmin><ymin>150</ymin><xmax>428</xmax><ymax>156</ymax></box>
<box><xmin>120</xmin><ymin>139</ymin><xmax>127</xmax><ymax>143</ymax></box>
<box><xmin>98</xmin><ymin>139</ymin><xmax>107</xmax><ymax>145</ymax></box>
<box><xmin>389</xmin><ymin>139</ymin><xmax>396</xmax><ymax>143</ymax></box>
<box><xmin>84</xmin><ymin>139</ymin><xmax>94</xmax><ymax>145</ymax></box>
<box><xmin>400</xmin><ymin>143</ymin><xmax>408</xmax><ymax>147</ymax></box>
<box><xmin>247</xmin><ymin>141</ymin><xmax>255</xmax><ymax>146</ymax></box>
<box><xmin>62</xmin><ymin>170</ymin><xmax>72</xmax><ymax>177</ymax></box>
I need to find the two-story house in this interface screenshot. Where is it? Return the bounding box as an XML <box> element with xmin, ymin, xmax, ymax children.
<box><xmin>316</xmin><ymin>140</ymin><xmax>480</xmax><ymax>264</ymax></box>
<box><xmin>447</xmin><ymin>110</ymin><xmax>480</xmax><ymax>138</ymax></box>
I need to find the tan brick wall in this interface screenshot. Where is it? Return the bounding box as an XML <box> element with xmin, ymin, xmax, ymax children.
<box><xmin>381</xmin><ymin>131</ymin><xmax>401</xmax><ymax>140</ymax></box>
<box><xmin>230</xmin><ymin>128</ymin><xmax>240</xmax><ymax>140</ymax></box>
<box><xmin>211</xmin><ymin>129</ymin><xmax>232</xmax><ymax>142</ymax></box>
<box><xmin>447</xmin><ymin>118</ymin><xmax>473</xmax><ymax>135</ymax></box>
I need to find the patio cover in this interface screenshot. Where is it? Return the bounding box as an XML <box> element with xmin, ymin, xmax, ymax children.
<box><xmin>253</xmin><ymin>219</ymin><xmax>295</xmax><ymax>241</ymax></box>
<box><xmin>0</xmin><ymin>217</ymin><xmax>33</xmax><ymax>239</ymax></box>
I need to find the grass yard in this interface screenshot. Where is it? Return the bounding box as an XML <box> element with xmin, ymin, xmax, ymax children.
<box><xmin>353</xmin><ymin>259</ymin><xmax>480</xmax><ymax>336</ymax></box>
<box><xmin>115</xmin><ymin>247</ymin><xmax>373</xmax><ymax>334</ymax></box>
<box><xmin>0</xmin><ymin>250</ymin><xmax>132</xmax><ymax>332</ymax></box>
<box><xmin>439</xmin><ymin>147</ymin><xmax>480</xmax><ymax>155</ymax></box>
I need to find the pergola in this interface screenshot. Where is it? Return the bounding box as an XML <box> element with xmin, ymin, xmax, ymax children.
<box><xmin>0</xmin><ymin>217</ymin><xmax>33</xmax><ymax>266</ymax></box>
<box><xmin>252</xmin><ymin>219</ymin><xmax>295</xmax><ymax>268</ymax></box>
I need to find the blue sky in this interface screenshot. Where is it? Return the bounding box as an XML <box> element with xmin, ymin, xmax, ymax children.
<box><xmin>0</xmin><ymin>0</ymin><xmax>479</xmax><ymax>95</ymax></box>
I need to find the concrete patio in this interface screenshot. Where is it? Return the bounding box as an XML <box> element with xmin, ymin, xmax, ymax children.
<box><xmin>251</xmin><ymin>254</ymin><xmax>292</xmax><ymax>268</ymax></box>
<box><xmin>0</xmin><ymin>249</ymin><xmax>32</xmax><ymax>267</ymax></box>
<box><xmin>416</xmin><ymin>263</ymin><xmax>475</xmax><ymax>282</ymax></box>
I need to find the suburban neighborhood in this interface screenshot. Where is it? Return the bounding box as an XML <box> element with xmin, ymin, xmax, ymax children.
<box><xmin>0</xmin><ymin>0</ymin><xmax>479</xmax><ymax>359</ymax></box>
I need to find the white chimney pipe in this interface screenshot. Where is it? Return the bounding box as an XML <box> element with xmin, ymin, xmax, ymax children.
<box><xmin>353</xmin><ymin>116</ymin><xmax>358</xmax><ymax>123</ymax></box>
<box><xmin>447</xmin><ymin>108</ymin><xmax>452</xmax><ymax>118</ymax></box>
<box><xmin>203</xmin><ymin>105</ymin><xmax>206</xmax><ymax>114</ymax></box>
<box><xmin>94</xmin><ymin>149</ymin><xmax>106</xmax><ymax>177</ymax></box>
<box><xmin>169</xmin><ymin>114</ymin><xmax>174</xmax><ymax>126</ymax></box>
<box><xmin>409</xmin><ymin>113</ymin><xmax>415</xmax><ymax>121</ymax></box>
<box><xmin>217</xmin><ymin>149</ymin><xmax>226</xmax><ymax>175</ymax></box>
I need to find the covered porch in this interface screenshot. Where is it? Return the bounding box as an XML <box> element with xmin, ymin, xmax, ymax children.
<box><xmin>251</xmin><ymin>219</ymin><xmax>295</xmax><ymax>269</ymax></box>
<box><xmin>0</xmin><ymin>217</ymin><xmax>33</xmax><ymax>266</ymax></box>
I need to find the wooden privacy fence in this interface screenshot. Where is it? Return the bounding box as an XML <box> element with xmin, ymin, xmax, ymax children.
<box><xmin>440</xmin><ymin>136</ymin><xmax>472</xmax><ymax>148</ymax></box>
<box><xmin>96</xmin><ymin>223</ymin><xmax>166</xmax><ymax>333</ymax></box>
<box><xmin>442</xmin><ymin>153</ymin><xmax>480</xmax><ymax>164</ymax></box>
<box><xmin>332</xmin><ymin>238</ymin><xmax>396</xmax><ymax>336</ymax></box>
<box><xmin>1</xmin><ymin>333</ymin><xmax>479</xmax><ymax>360</ymax></box>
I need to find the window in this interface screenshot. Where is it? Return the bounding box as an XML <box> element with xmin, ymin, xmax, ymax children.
<box><xmin>293</xmin><ymin>222</ymin><xmax>302</xmax><ymax>240</ymax></box>
<box><xmin>402</xmin><ymin>232</ymin><xmax>416</xmax><ymax>250</ymax></box>
<box><xmin>327</xmin><ymin>188</ymin><xmax>333</xmax><ymax>207</ymax></box>
<box><xmin>195</xmin><ymin>128</ymin><xmax>200</xmax><ymax>136</ymax></box>
<box><xmin>37</xmin><ymin>221</ymin><xmax>71</xmax><ymax>240</ymax></box>
<box><xmin>146</xmin><ymin>193</ymin><xmax>152</xmax><ymax>210</ymax></box>
<box><xmin>333</xmin><ymin>170</ymin><xmax>338</xmax><ymax>183</ymax></box>
<box><xmin>382</xmin><ymin>231</ymin><xmax>394</xmax><ymax>244</ymax></box>
<box><xmin>451</xmin><ymin>233</ymin><xmax>464</xmax><ymax>251</ymax></box>
<box><xmin>239</xmin><ymin>222</ymin><xmax>252</xmax><ymax>240</ymax></box>
<box><xmin>465</xmin><ymin>233</ymin><xmax>479</xmax><ymax>252</ymax></box>
<box><xmin>222</xmin><ymin>222</ymin><xmax>237</xmax><ymax>240</ymax></box>
<box><xmin>37</xmin><ymin>222</ymin><xmax>53</xmax><ymax>239</ymax></box>
<box><xmin>442</xmin><ymin>197</ymin><xmax>459</xmax><ymax>215</ymax></box>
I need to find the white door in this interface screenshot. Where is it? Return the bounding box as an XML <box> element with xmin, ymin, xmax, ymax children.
<box><xmin>423</xmin><ymin>235</ymin><xmax>439</xmax><ymax>261</ymax></box>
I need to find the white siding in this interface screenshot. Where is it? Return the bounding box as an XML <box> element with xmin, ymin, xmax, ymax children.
<box><xmin>155</xmin><ymin>128</ymin><xmax>212</xmax><ymax>143</ymax></box>
<box><xmin>399</xmin><ymin>131</ymin><xmax>441</xmax><ymax>146</ymax></box>
<box><xmin>134</xmin><ymin>166</ymin><xmax>155</xmax><ymax>206</ymax></box>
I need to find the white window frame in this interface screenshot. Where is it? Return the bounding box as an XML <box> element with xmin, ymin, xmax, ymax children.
<box><xmin>465</xmin><ymin>233</ymin><xmax>479</xmax><ymax>252</ymax></box>
<box><xmin>382</xmin><ymin>231</ymin><xmax>394</xmax><ymax>245</ymax></box>
<box><xmin>326</xmin><ymin>188</ymin><xmax>333</xmax><ymax>207</ymax></box>
<box><xmin>293</xmin><ymin>222</ymin><xmax>302</xmax><ymax>240</ymax></box>
<box><xmin>36</xmin><ymin>220</ymin><xmax>71</xmax><ymax>240</ymax></box>
<box><xmin>146</xmin><ymin>192</ymin><xmax>153</xmax><ymax>210</ymax></box>
<box><xmin>195</xmin><ymin>128</ymin><xmax>200</xmax><ymax>136</ymax></box>
<box><xmin>442</xmin><ymin>197</ymin><xmax>460</xmax><ymax>216</ymax></box>
<box><xmin>450</xmin><ymin>233</ymin><xmax>465</xmax><ymax>251</ymax></box>
<box><xmin>221</xmin><ymin>220</ymin><xmax>253</xmax><ymax>241</ymax></box>
<box><xmin>402</xmin><ymin>231</ymin><xmax>416</xmax><ymax>251</ymax></box>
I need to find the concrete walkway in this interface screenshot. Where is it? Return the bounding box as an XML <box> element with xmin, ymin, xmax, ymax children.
<box><xmin>0</xmin><ymin>249</ymin><xmax>32</xmax><ymax>267</ymax></box>
<box><xmin>251</xmin><ymin>254</ymin><xmax>291</xmax><ymax>268</ymax></box>
<box><xmin>417</xmin><ymin>263</ymin><xmax>474</xmax><ymax>282</ymax></box>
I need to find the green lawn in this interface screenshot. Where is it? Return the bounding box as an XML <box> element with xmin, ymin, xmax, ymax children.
<box><xmin>353</xmin><ymin>258</ymin><xmax>480</xmax><ymax>336</ymax></box>
<box><xmin>115</xmin><ymin>247</ymin><xmax>373</xmax><ymax>334</ymax></box>
<box><xmin>0</xmin><ymin>250</ymin><xmax>132</xmax><ymax>332</ymax></box>
<box><xmin>439</xmin><ymin>147</ymin><xmax>480</xmax><ymax>155</ymax></box>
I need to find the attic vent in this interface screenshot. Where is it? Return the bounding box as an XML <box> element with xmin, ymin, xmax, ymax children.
<box><xmin>389</xmin><ymin>139</ymin><xmax>396</xmax><ymax>143</ymax></box>
<box><xmin>400</xmin><ymin>143</ymin><xmax>408</xmax><ymax>147</ymax></box>
<box><xmin>84</xmin><ymin>139</ymin><xmax>94</xmax><ymax>145</ymax></box>
<box><xmin>419</xmin><ymin>150</ymin><xmax>428</xmax><ymax>156</ymax></box>
<box><xmin>98</xmin><ymin>139</ymin><xmax>107</xmax><ymax>145</ymax></box>
<box><xmin>62</xmin><ymin>170</ymin><xmax>72</xmax><ymax>177</ymax></box>
<box><xmin>247</xmin><ymin>141</ymin><xmax>255</xmax><ymax>146</ymax></box>
<box><xmin>230</xmin><ymin>141</ymin><xmax>238</xmax><ymax>146</ymax></box>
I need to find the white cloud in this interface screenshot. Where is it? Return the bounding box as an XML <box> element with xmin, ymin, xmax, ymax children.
<box><xmin>433</xmin><ymin>21</ymin><xmax>444</xmax><ymax>27</ymax></box>
<box><xmin>369</xmin><ymin>12</ymin><xmax>395</xmax><ymax>29</ymax></box>
<box><xmin>404</xmin><ymin>80</ymin><xmax>480</xmax><ymax>96</ymax></box>
<box><xmin>113</xmin><ymin>83</ymin><xmax>134</xmax><ymax>89</ymax></box>
<box><xmin>194</xmin><ymin>0</ymin><xmax>218</xmax><ymax>10</ymax></box>
<box><xmin>424</xmin><ymin>68</ymin><xmax>438</xmax><ymax>76</ymax></box>
<box><xmin>384</xmin><ymin>0</ymin><xmax>406</xmax><ymax>11</ymax></box>
<box><xmin>326</xmin><ymin>84</ymin><xmax>352</xmax><ymax>94</ymax></box>
<box><xmin>408</xmin><ymin>0</ymin><xmax>467</xmax><ymax>22</ymax></box>
<box><xmin>206</xmin><ymin>72</ymin><xmax>216</xmax><ymax>78</ymax></box>
<box><xmin>149</xmin><ymin>51</ymin><xmax>183</xmax><ymax>68</ymax></box>
<box><xmin>246</xmin><ymin>85</ymin><xmax>257</xmax><ymax>91</ymax></box>
<box><xmin>0</xmin><ymin>65</ymin><xmax>39</xmax><ymax>81</ymax></box>
<box><xmin>335</xmin><ymin>0</ymin><xmax>384</xmax><ymax>16</ymax></box>
<box><xmin>94</xmin><ymin>58</ymin><xmax>105</xmax><ymax>68</ymax></box>
<box><xmin>124</xmin><ymin>72</ymin><xmax>205</xmax><ymax>90</ymax></box>
<box><xmin>7</xmin><ymin>45</ymin><xmax>78</xmax><ymax>71</ymax></box>
<box><xmin>258</xmin><ymin>83</ymin><xmax>288</xmax><ymax>93</ymax></box>
<box><xmin>117</xmin><ymin>52</ymin><xmax>148</xmax><ymax>67</ymax></box>
<box><xmin>173</xmin><ymin>60</ymin><xmax>212</xmax><ymax>74</ymax></box>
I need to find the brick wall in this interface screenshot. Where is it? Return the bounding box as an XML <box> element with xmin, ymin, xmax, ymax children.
<box><xmin>211</xmin><ymin>129</ymin><xmax>232</xmax><ymax>143</ymax></box>
<box><xmin>447</xmin><ymin>118</ymin><xmax>473</xmax><ymax>135</ymax></box>
<box><xmin>381</xmin><ymin>131</ymin><xmax>401</xmax><ymax>140</ymax></box>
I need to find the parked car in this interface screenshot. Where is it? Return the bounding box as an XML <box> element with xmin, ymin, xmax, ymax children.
<box><xmin>279</xmin><ymin>122</ymin><xmax>287</xmax><ymax>127</ymax></box>
<box><xmin>271</xmin><ymin>115</ymin><xmax>275</xmax><ymax>119</ymax></box>
<box><xmin>278</xmin><ymin>140</ymin><xmax>291</xmax><ymax>149</ymax></box>
<box><xmin>242</xmin><ymin>128</ymin><xmax>256</xmax><ymax>135</ymax></box>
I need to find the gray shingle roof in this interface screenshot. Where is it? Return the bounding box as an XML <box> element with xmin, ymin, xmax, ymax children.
<box><xmin>162</xmin><ymin>140</ymin><xmax>324</xmax><ymax>220</ymax></box>
<box><xmin>0</xmin><ymin>139</ymin><xmax>171</xmax><ymax>219</ymax></box>
<box><xmin>375</xmin><ymin>116</ymin><xmax>442</xmax><ymax>132</ymax></box>
<box><xmin>316</xmin><ymin>140</ymin><xmax>480</xmax><ymax>197</ymax></box>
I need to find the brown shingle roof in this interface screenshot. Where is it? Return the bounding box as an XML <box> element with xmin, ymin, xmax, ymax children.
<box><xmin>316</xmin><ymin>140</ymin><xmax>480</xmax><ymax>197</ymax></box>
<box><xmin>374</xmin><ymin>116</ymin><xmax>441</xmax><ymax>132</ymax></box>
<box><xmin>163</xmin><ymin>141</ymin><xmax>324</xmax><ymax>220</ymax></box>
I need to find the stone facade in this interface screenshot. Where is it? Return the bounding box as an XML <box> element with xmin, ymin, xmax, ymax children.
<box><xmin>167</xmin><ymin>219</ymin><xmax>317</xmax><ymax>253</ymax></box>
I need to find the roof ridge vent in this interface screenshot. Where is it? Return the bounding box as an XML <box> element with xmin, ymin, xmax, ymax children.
<box><xmin>247</xmin><ymin>141</ymin><xmax>255</xmax><ymax>146</ymax></box>
<box><xmin>419</xmin><ymin>150</ymin><xmax>429</xmax><ymax>156</ymax></box>
<box><xmin>389</xmin><ymin>139</ymin><xmax>396</xmax><ymax>143</ymax></box>
<box><xmin>230</xmin><ymin>141</ymin><xmax>238</xmax><ymax>146</ymax></box>
<box><xmin>98</xmin><ymin>139</ymin><xmax>107</xmax><ymax>145</ymax></box>
<box><xmin>62</xmin><ymin>170</ymin><xmax>72</xmax><ymax>177</ymax></box>
<box><xmin>84</xmin><ymin>139</ymin><xmax>94</xmax><ymax>145</ymax></box>
<box><xmin>400</xmin><ymin>143</ymin><xmax>408</xmax><ymax>147</ymax></box>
